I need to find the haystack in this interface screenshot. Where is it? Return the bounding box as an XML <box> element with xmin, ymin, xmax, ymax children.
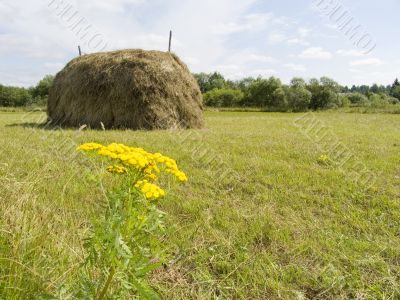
<box><xmin>48</xmin><ymin>49</ymin><xmax>204</xmax><ymax>129</ymax></box>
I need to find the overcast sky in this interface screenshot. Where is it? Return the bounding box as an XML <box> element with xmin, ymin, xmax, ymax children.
<box><xmin>0</xmin><ymin>0</ymin><xmax>399</xmax><ymax>87</ymax></box>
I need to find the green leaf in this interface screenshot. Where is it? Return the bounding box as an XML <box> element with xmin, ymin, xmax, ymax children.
<box><xmin>130</xmin><ymin>276</ymin><xmax>161</xmax><ymax>300</ymax></box>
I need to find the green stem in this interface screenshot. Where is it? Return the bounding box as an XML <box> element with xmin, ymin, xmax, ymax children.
<box><xmin>96</xmin><ymin>267</ymin><xmax>115</xmax><ymax>300</ymax></box>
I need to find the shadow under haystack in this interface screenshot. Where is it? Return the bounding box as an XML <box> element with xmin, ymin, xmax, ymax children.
<box><xmin>48</xmin><ymin>49</ymin><xmax>204</xmax><ymax>130</ymax></box>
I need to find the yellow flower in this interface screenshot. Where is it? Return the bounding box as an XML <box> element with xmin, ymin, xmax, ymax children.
<box><xmin>318</xmin><ymin>154</ymin><xmax>330</xmax><ymax>165</ymax></box>
<box><xmin>106</xmin><ymin>165</ymin><xmax>127</xmax><ymax>174</ymax></box>
<box><xmin>77</xmin><ymin>143</ymin><xmax>103</xmax><ymax>151</ymax></box>
<box><xmin>98</xmin><ymin>148</ymin><xmax>112</xmax><ymax>157</ymax></box>
<box><xmin>144</xmin><ymin>173</ymin><xmax>158</xmax><ymax>182</ymax></box>
<box><xmin>78</xmin><ymin>142</ymin><xmax>188</xmax><ymax>187</ymax></box>
<box><xmin>141</xmin><ymin>183</ymin><xmax>151</xmax><ymax>193</ymax></box>
<box><xmin>134</xmin><ymin>180</ymin><xmax>165</xmax><ymax>200</ymax></box>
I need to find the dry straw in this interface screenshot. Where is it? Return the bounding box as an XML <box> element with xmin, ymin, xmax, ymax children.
<box><xmin>48</xmin><ymin>49</ymin><xmax>204</xmax><ymax>130</ymax></box>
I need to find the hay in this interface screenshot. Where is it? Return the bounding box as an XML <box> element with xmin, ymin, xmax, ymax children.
<box><xmin>48</xmin><ymin>49</ymin><xmax>204</xmax><ymax>129</ymax></box>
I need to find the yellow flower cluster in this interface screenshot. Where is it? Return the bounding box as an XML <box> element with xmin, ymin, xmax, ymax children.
<box><xmin>78</xmin><ymin>143</ymin><xmax>187</xmax><ymax>182</ymax></box>
<box><xmin>152</xmin><ymin>153</ymin><xmax>188</xmax><ymax>182</ymax></box>
<box><xmin>106</xmin><ymin>165</ymin><xmax>127</xmax><ymax>174</ymax></box>
<box><xmin>78</xmin><ymin>142</ymin><xmax>188</xmax><ymax>200</ymax></box>
<box><xmin>78</xmin><ymin>142</ymin><xmax>103</xmax><ymax>151</ymax></box>
<box><xmin>134</xmin><ymin>180</ymin><xmax>165</xmax><ymax>200</ymax></box>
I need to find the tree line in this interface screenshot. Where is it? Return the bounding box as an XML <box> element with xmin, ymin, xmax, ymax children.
<box><xmin>1</xmin><ymin>73</ymin><xmax>400</xmax><ymax>111</ymax></box>
<box><xmin>0</xmin><ymin>75</ymin><xmax>54</xmax><ymax>107</ymax></box>
<box><xmin>194</xmin><ymin>73</ymin><xmax>400</xmax><ymax>111</ymax></box>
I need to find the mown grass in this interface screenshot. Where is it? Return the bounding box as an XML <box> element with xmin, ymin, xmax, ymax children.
<box><xmin>0</xmin><ymin>111</ymin><xmax>399</xmax><ymax>299</ymax></box>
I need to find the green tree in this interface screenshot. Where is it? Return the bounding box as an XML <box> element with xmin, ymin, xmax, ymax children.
<box><xmin>0</xmin><ymin>85</ymin><xmax>31</xmax><ymax>107</ymax></box>
<box><xmin>193</xmin><ymin>72</ymin><xmax>227</xmax><ymax>93</ymax></box>
<box><xmin>338</xmin><ymin>94</ymin><xmax>351</xmax><ymax>107</ymax></box>
<box><xmin>236</xmin><ymin>77</ymin><xmax>256</xmax><ymax>91</ymax></box>
<box><xmin>392</xmin><ymin>85</ymin><xmax>400</xmax><ymax>101</ymax></box>
<box><xmin>243</xmin><ymin>77</ymin><xmax>282</xmax><ymax>108</ymax></box>
<box><xmin>193</xmin><ymin>73</ymin><xmax>210</xmax><ymax>93</ymax></box>
<box><xmin>203</xmin><ymin>88</ymin><xmax>244</xmax><ymax>107</ymax></box>
<box><xmin>307</xmin><ymin>77</ymin><xmax>340</xmax><ymax>109</ymax></box>
<box><xmin>290</xmin><ymin>77</ymin><xmax>307</xmax><ymax>89</ymax></box>
<box><xmin>271</xmin><ymin>87</ymin><xmax>288</xmax><ymax>111</ymax></box>
<box><xmin>208</xmin><ymin>73</ymin><xmax>226</xmax><ymax>90</ymax></box>
<box><xmin>32</xmin><ymin>75</ymin><xmax>54</xmax><ymax>99</ymax></box>
<box><xmin>287</xmin><ymin>78</ymin><xmax>312</xmax><ymax>112</ymax></box>
<box><xmin>369</xmin><ymin>93</ymin><xmax>389</xmax><ymax>108</ymax></box>
<box><xmin>347</xmin><ymin>92</ymin><xmax>369</xmax><ymax>105</ymax></box>
<box><xmin>391</xmin><ymin>78</ymin><xmax>399</xmax><ymax>90</ymax></box>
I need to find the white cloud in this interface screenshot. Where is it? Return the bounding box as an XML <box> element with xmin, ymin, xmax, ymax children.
<box><xmin>212</xmin><ymin>22</ymin><xmax>248</xmax><ymax>35</ymax></box>
<box><xmin>0</xmin><ymin>70</ymin><xmax>41</xmax><ymax>87</ymax></box>
<box><xmin>213</xmin><ymin>65</ymin><xmax>276</xmax><ymax>80</ymax></box>
<box><xmin>287</xmin><ymin>38</ymin><xmax>310</xmax><ymax>46</ymax></box>
<box><xmin>0</xmin><ymin>0</ymin><xmax>397</xmax><ymax>87</ymax></box>
<box><xmin>212</xmin><ymin>12</ymin><xmax>273</xmax><ymax>34</ymax></box>
<box><xmin>251</xmin><ymin>68</ymin><xmax>276</xmax><ymax>76</ymax></box>
<box><xmin>350</xmin><ymin>58</ymin><xmax>384</xmax><ymax>66</ymax></box>
<box><xmin>215</xmin><ymin>65</ymin><xmax>241</xmax><ymax>72</ymax></box>
<box><xmin>284</xmin><ymin>63</ymin><xmax>306</xmax><ymax>72</ymax></box>
<box><xmin>286</xmin><ymin>27</ymin><xmax>311</xmax><ymax>46</ymax></box>
<box><xmin>183</xmin><ymin>56</ymin><xmax>200</xmax><ymax>66</ymax></box>
<box><xmin>268</xmin><ymin>32</ymin><xmax>287</xmax><ymax>44</ymax></box>
<box><xmin>79</xmin><ymin>0</ymin><xmax>146</xmax><ymax>13</ymax></box>
<box><xmin>350</xmin><ymin>70</ymin><xmax>398</xmax><ymax>85</ymax></box>
<box><xmin>113</xmin><ymin>34</ymin><xmax>184</xmax><ymax>51</ymax></box>
<box><xmin>0</xmin><ymin>0</ymin><xmax>261</xmax><ymax>85</ymax></box>
<box><xmin>0</xmin><ymin>33</ymin><xmax>68</xmax><ymax>59</ymax></box>
<box><xmin>299</xmin><ymin>47</ymin><xmax>332</xmax><ymax>59</ymax></box>
<box><xmin>221</xmin><ymin>52</ymin><xmax>277</xmax><ymax>65</ymax></box>
<box><xmin>325</xmin><ymin>24</ymin><xmax>338</xmax><ymax>30</ymax></box>
<box><xmin>222</xmin><ymin>50</ymin><xmax>277</xmax><ymax>66</ymax></box>
<box><xmin>337</xmin><ymin>49</ymin><xmax>365</xmax><ymax>57</ymax></box>
<box><xmin>0</xmin><ymin>2</ymin><xmax>15</xmax><ymax>15</ymax></box>
<box><xmin>244</xmin><ymin>13</ymin><xmax>274</xmax><ymax>27</ymax></box>
<box><xmin>244</xmin><ymin>54</ymin><xmax>276</xmax><ymax>63</ymax></box>
<box><xmin>44</xmin><ymin>62</ymin><xmax>64</xmax><ymax>70</ymax></box>
<box><xmin>298</xmin><ymin>27</ymin><xmax>311</xmax><ymax>38</ymax></box>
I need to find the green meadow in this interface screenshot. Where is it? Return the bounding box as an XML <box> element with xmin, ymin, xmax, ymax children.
<box><xmin>0</xmin><ymin>111</ymin><xmax>399</xmax><ymax>299</ymax></box>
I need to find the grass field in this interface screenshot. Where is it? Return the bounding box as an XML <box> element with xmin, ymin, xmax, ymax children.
<box><xmin>0</xmin><ymin>111</ymin><xmax>399</xmax><ymax>299</ymax></box>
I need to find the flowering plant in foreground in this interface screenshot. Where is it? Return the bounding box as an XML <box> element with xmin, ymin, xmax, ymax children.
<box><xmin>73</xmin><ymin>143</ymin><xmax>187</xmax><ymax>300</ymax></box>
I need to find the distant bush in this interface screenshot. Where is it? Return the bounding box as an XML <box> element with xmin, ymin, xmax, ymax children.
<box><xmin>346</xmin><ymin>92</ymin><xmax>369</xmax><ymax>106</ymax></box>
<box><xmin>368</xmin><ymin>93</ymin><xmax>400</xmax><ymax>107</ymax></box>
<box><xmin>192</xmin><ymin>74</ymin><xmax>400</xmax><ymax>113</ymax></box>
<box><xmin>286</xmin><ymin>88</ymin><xmax>311</xmax><ymax>112</ymax></box>
<box><xmin>0</xmin><ymin>75</ymin><xmax>54</xmax><ymax>107</ymax></box>
<box><xmin>386</xmin><ymin>95</ymin><xmax>400</xmax><ymax>104</ymax></box>
<box><xmin>242</xmin><ymin>77</ymin><xmax>283</xmax><ymax>109</ymax></box>
<box><xmin>0</xmin><ymin>85</ymin><xmax>32</xmax><ymax>107</ymax></box>
<box><xmin>338</xmin><ymin>94</ymin><xmax>351</xmax><ymax>107</ymax></box>
<box><xmin>203</xmin><ymin>88</ymin><xmax>244</xmax><ymax>107</ymax></box>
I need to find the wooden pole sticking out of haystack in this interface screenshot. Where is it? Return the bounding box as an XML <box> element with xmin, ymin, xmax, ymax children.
<box><xmin>78</xmin><ymin>45</ymin><xmax>82</xmax><ymax>56</ymax></box>
<box><xmin>168</xmin><ymin>30</ymin><xmax>172</xmax><ymax>52</ymax></box>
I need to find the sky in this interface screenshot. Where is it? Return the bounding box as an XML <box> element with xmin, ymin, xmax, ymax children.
<box><xmin>0</xmin><ymin>0</ymin><xmax>399</xmax><ymax>87</ymax></box>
